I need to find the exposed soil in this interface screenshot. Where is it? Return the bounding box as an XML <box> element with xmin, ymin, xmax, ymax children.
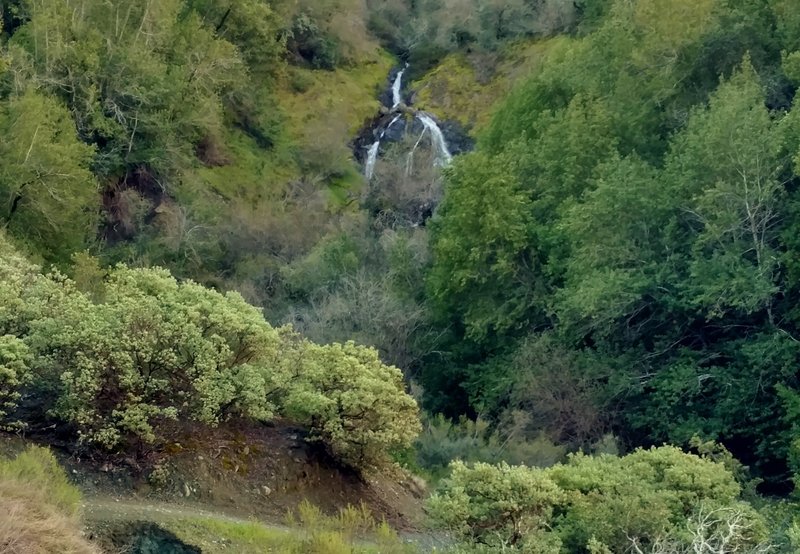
<box><xmin>1</xmin><ymin>419</ymin><xmax>426</xmax><ymax>531</ymax></box>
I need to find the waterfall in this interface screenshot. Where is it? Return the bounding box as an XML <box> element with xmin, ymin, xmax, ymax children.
<box><xmin>363</xmin><ymin>64</ymin><xmax>455</xmax><ymax>180</ymax></box>
<box><xmin>406</xmin><ymin>113</ymin><xmax>453</xmax><ymax>175</ymax></box>
<box><xmin>391</xmin><ymin>65</ymin><xmax>406</xmax><ymax>109</ymax></box>
<box><xmin>364</xmin><ymin>114</ymin><xmax>401</xmax><ymax>180</ymax></box>
<box><xmin>417</xmin><ymin>112</ymin><xmax>453</xmax><ymax>166</ymax></box>
<box><xmin>365</xmin><ymin>141</ymin><xmax>380</xmax><ymax>180</ymax></box>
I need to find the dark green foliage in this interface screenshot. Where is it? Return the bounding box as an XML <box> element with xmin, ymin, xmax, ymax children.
<box><xmin>366</xmin><ymin>0</ymin><xmax>581</xmax><ymax>62</ymax></box>
<box><xmin>424</xmin><ymin>0</ymin><xmax>800</xmax><ymax>491</ymax></box>
<box><xmin>0</xmin><ymin>90</ymin><xmax>98</xmax><ymax>260</ymax></box>
<box><xmin>287</xmin><ymin>13</ymin><xmax>340</xmax><ymax>70</ymax></box>
<box><xmin>3</xmin><ymin>0</ymin><xmax>800</xmax><ymax>530</ymax></box>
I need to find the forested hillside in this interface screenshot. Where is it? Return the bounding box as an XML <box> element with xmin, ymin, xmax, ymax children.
<box><xmin>3</xmin><ymin>0</ymin><xmax>800</xmax><ymax>552</ymax></box>
<box><xmin>424</xmin><ymin>0</ymin><xmax>800</xmax><ymax>494</ymax></box>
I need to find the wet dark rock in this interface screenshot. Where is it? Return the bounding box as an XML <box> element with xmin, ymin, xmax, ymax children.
<box><xmin>439</xmin><ymin>119</ymin><xmax>474</xmax><ymax>155</ymax></box>
<box><xmin>405</xmin><ymin>116</ymin><xmax>426</xmax><ymax>138</ymax></box>
<box><xmin>382</xmin><ymin>116</ymin><xmax>409</xmax><ymax>143</ymax></box>
<box><xmin>353</xmin><ymin>113</ymin><xmax>410</xmax><ymax>163</ymax></box>
<box><xmin>103</xmin><ymin>522</ymin><xmax>201</xmax><ymax>554</ymax></box>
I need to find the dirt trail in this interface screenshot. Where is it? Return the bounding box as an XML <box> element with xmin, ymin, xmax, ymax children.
<box><xmin>83</xmin><ymin>496</ymin><xmax>285</xmax><ymax>528</ymax></box>
<box><xmin>82</xmin><ymin>495</ymin><xmax>451</xmax><ymax>552</ymax></box>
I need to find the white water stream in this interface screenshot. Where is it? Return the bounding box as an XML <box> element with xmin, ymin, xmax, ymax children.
<box><xmin>364</xmin><ymin>65</ymin><xmax>453</xmax><ymax>180</ymax></box>
<box><xmin>364</xmin><ymin>114</ymin><xmax>401</xmax><ymax>180</ymax></box>
<box><xmin>416</xmin><ymin>112</ymin><xmax>453</xmax><ymax>167</ymax></box>
<box><xmin>391</xmin><ymin>65</ymin><xmax>406</xmax><ymax>109</ymax></box>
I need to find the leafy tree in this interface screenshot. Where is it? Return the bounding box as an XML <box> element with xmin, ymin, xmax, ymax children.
<box><xmin>0</xmin><ymin>90</ymin><xmax>97</xmax><ymax>260</ymax></box>
<box><xmin>8</xmin><ymin>0</ymin><xmax>246</xmax><ymax>177</ymax></box>
<box><xmin>427</xmin><ymin>149</ymin><xmax>539</xmax><ymax>342</ymax></box>
<box><xmin>665</xmin><ymin>58</ymin><xmax>788</xmax><ymax>322</ymax></box>
<box><xmin>556</xmin><ymin>155</ymin><xmax>675</xmax><ymax>339</ymax></box>
<box><xmin>501</xmin><ymin>333</ymin><xmax>620</xmax><ymax>446</ymax></box>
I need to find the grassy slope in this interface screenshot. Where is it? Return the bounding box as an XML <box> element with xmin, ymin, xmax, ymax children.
<box><xmin>0</xmin><ymin>446</ymin><xmax>100</xmax><ymax>554</ymax></box>
<box><xmin>278</xmin><ymin>51</ymin><xmax>395</xmax><ymax>139</ymax></box>
<box><xmin>411</xmin><ymin>37</ymin><xmax>570</xmax><ymax>134</ymax></box>
<box><xmin>174</xmin><ymin>48</ymin><xmax>393</xmax><ymax>231</ymax></box>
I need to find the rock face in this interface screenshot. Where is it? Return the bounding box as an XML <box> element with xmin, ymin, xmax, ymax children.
<box><xmin>353</xmin><ymin>112</ymin><xmax>409</xmax><ymax>165</ymax></box>
<box><xmin>439</xmin><ymin>119</ymin><xmax>474</xmax><ymax>156</ymax></box>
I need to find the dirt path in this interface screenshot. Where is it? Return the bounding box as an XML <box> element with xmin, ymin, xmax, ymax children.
<box><xmin>83</xmin><ymin>496</ymin><xmax>285</xmax><ymax>528</ymax></box>
<box><xmin>82</xmin><ymin>495</ymin><xmax>451</xmax><ymax>552</ymax></box>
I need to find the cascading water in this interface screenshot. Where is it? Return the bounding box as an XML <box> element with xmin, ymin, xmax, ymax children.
<box><xmin>415</xmin><ymin>112</ymin><xmax>453</xmax><ymax>167</ymax></box>
<box><xmin>362</xmin><ymin>64</ymin><xmax>454</xmax><ymax>180</ymax></box>
<box><xmin>391</xmin><ymin>65</ymin><xmax>407</xmax><ymax>109</ymax></box>
<box><xmin>405</xmin><ymin>112</ymin><xmax>452</xmax><ymax>175</ymax></box>
<box><xmin>364</xmin><ymin>141</ymin><xmax>380</xmax><ymax>180</ymax></box>
<box><xmin>365</xmin><ymin>114</ymin><xmax>401</xmax><ymax>180</ymax></box>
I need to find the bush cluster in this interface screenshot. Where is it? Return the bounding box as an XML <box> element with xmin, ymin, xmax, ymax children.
<box><xmin>428</xmin><ymin>446</ymin><xmax>772</xmax><ymax>553</ymax></box>
<box><xmin>0</xmin><ymin>234</ymin><xmax>419</xmax><ymax>469</ymax></box>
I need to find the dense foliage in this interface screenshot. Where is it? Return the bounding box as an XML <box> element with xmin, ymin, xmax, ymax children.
<box><xmin>3</xmin><ymin>0</ymin><xmax>800</xmax><ymax>549</ymax></box>
<box><xmin>0</xmin><ymin>233</ymin><xmax>419</xmax><ymax>468</ymax></box>
<box><xmin>366</xmin><ymin>0</ymin><xmax>591</xmax><ymax>72</ymax></box>
<box><xmin>428</xmin><ymin>447</ymin><xmax>773</xmax><ymax>553</ymax></box>
<box><xmin>423</xmin><ymin>0</ymin><xmax>800</xmax><ymax>492</ymax></box>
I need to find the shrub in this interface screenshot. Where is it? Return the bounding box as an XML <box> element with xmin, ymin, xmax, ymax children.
<box><xmin>288</xmin><ymin>13</ymin><xmax>340</xmax><ymax>70</ymax></box>
<box><xmin>281</xmin><ymin>339</ymin><xmax>421</xmax><ymax>468</ymax></box>
<box><xmin>549</xmin><ymin>446</ymin><xmax>748</xmax><ymax>552</ymax></box>
<box><xmin>427</xmin><ymin>460</ymin><xmax>565</xmax><ymax>552</ymax></box>
<box><xmin>31</xmin><ymin>266</ymin><xmax>286</xmax><ymax>449</ymax></box>
<box><xmin>415</xmin><ymin>414</ymin><xmax>566</xmax><ymax>480</ymax></box>
<box><xmin>0</xmin><ymin>334</ymin><xmax>29</xmax><ymax>427</ymax></box>
<box><xmin>0</xmin><ymin>446</ymin><xmax>97</xmax><ymax>554</ymax></box>
<box><xmin>427</xmin><ymin>446</ymin><xmax>771</xmax><ymax>553</ymax></box>
<box><xmin>1</xmin><ymin>242</ymin><xmax>421</xmax><ymax>467</ymax></box>
<box><xmin>280</xmin><ymin>234</ymin><xmax>362</xmax><ymax>298</ymax></box>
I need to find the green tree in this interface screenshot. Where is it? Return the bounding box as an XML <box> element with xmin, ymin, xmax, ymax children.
<box><xmin>427</xmin><ymin>149</ymin><xmax>539</xmax><ymax>342</ymax></box>
<box><xmin>9</xmin><ymin>0</ymin><xmax>246</xmax><ymax>177</ymax></box>
<box><xmin>665</xmin><ymin>58</ymin><xmax>788</xmax><ymax>322</ymax></box>
<box><xmin>0</xmin><ymin>90</ymin><xmax>97</xmax><ymax>260</ymax></box>
<box><xmin>556</xmin><ymin>155</ymin><xmax>675</xmax><ymax>339</ymax></box>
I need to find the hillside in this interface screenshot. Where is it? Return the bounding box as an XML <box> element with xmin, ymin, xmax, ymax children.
<box><xmin>3</xmin><ymin>0</ymin><xmax>800</xmax><ymax>552</ymax></box>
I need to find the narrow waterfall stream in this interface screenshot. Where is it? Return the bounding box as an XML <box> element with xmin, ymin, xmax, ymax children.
<box><xmin>361</xmin><ymin>65</ymin><xmax>454</xmax><ymax>181</ymax></box>
<box><xmin>365</xmin><ymin>114</ymin><xmax>401</xmax><ymax>180</ymax></box>
<box><xmin>391</xmin><ymin>65</ymin><xmax>407</xmax><ymax>109</ymax></box>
